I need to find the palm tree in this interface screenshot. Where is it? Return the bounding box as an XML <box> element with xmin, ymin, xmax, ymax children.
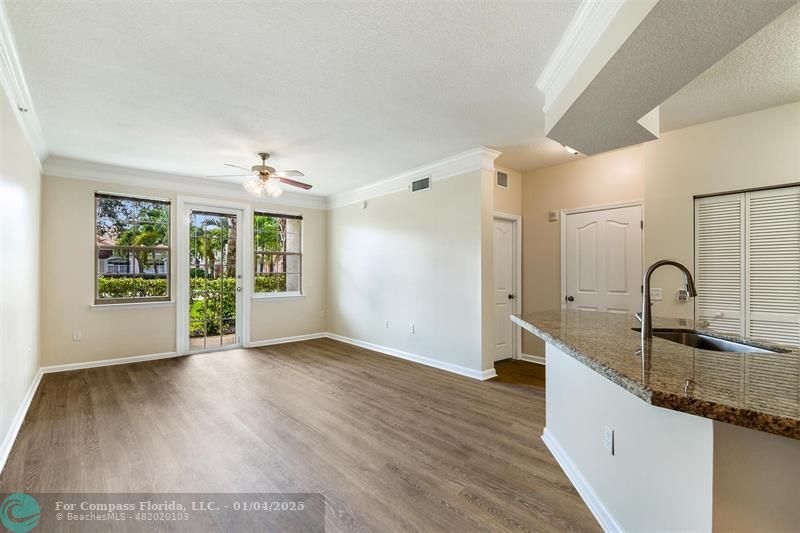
<box><xmin>254</xmin><ymin>216</ymin><xmax>285</xmax><ymax>273</ymax></box>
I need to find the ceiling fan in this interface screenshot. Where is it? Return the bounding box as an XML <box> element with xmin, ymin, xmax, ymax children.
<box><xmin>208</xmin><ymin>152</ymin><xmax>312</xmax><ymax>198</ymax></box>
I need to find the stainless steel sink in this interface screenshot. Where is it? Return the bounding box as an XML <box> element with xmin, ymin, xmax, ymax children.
<box><xmin>632</xmin><ymin>328</ymin><xmax>780</xmax><ymax>353</ymax></box>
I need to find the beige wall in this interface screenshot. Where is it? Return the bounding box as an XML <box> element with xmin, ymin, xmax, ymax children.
<box><xmin>327</xmin><ymin>170</ymin><xmax>488</xmax><ymax>374</ymax></box>
<box><xmin>40</xmin><ymin>175</ymin><xmax>326</xmax><ymax>366</ymax></box>
<box><xmin>519</xmin><ymin>102</ymin><xmax>800</xmax><ymax>356</ymax></box>
<box><xmin>493</xmin><ymin>166</ymin><xmax>522</xmax><ymax>215</ymax></box>
<box><xmin>713</xmin><ymin>419</ymin><xmax>800</xmax><ymax>532</ymax></box>
<box><xmin>520</xmin><ymin>146</ymin><xmax>645</xmax><ymax>355</ymax></box>
<box><xmin>0</xmin><ymin>86</ymin><xmax>41</xmax><ymax>455</ymax></box>
<box><xmin>645</xmin><ymin>101</ymin><xmax>800</xmax><ymax>319</ymax></box>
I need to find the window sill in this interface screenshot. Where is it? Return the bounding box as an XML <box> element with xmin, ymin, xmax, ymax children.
<box><xmin>89</xmin><ymin>300</ymin><xmax>175</xmax><ymax>310</ymax></box>
<box><xmin>252</xmin><ymin>292</ymin><xmax>304</xmax><ymax>301</ymax></box>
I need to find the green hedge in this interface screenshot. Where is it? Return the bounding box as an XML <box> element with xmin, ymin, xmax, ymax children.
<box><xmin>97</xmin><ymin>276</ymin><xmax>167</xmax><ymax>298</ymax></box>
<box><xmin>98</xmin><ymin>275</ymin><xmax>287</xmax><ymax>336</ymax></box>
<box><xmin>255</xmin><ymin>275</ymin><xmax>286</xmax><ymax>293</ymax></box>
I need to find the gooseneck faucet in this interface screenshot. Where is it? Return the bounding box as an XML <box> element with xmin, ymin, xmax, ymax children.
<box><xmin>641</xmin><ymin>260</ymin><xmax>697</xmax><ymax>343</ymax></box>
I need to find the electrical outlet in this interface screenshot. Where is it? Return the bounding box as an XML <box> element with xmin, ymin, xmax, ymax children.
<box><xmin>384</xmin><ymin>320</ymin><xmax>389</xmax><ymax>328</ymax></box>
<box><xmin>649</xmin><ymin>287</ymin><xmax>663</xmax><ymax>301</ymax></box>
<box><xmin>72</xmin><ymin>330</ymin><xmax>82</xmax><ymax>342</ymax></box>
<box><xmin>604</xmin><ymin>426</ymin><xmax>614</xmax><ymax>455</ymax></box>
<box><xmin>410</xmin><ymin>323</ymin><xmax>415</xmax><ymax>334</ymax></box>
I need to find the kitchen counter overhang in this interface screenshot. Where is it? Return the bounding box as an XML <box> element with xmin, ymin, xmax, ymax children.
<box><xmin>512</xmin><ymin>310</ymin><xmax>800</xmax><ymax>440</ymax></box>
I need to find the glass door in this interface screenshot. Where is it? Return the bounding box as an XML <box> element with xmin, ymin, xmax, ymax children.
<box><xmin>188</xmin><ymin>210</ymin><xmax>241</xmax><ymax>350</ymax></box>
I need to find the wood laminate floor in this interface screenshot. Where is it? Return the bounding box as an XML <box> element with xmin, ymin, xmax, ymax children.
<box><xmin>0</xmin><ymin>338</ymin><xmax>598</xmax><ymax>532</ymax></box>
<box><xmin>493</xmin><ymin>359</ymin><xmax>546</xmax><ymax>388</ymax></box>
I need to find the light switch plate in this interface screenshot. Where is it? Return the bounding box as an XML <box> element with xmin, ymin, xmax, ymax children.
<box><xmin>649</xmin><ymin>287</ymin><xmax>663</xmax><ymax>301</ymax></box>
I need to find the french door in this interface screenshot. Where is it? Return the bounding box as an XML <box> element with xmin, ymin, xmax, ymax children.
<box><xmin>185</xmin><ymin>206</ymin><xmax>244</xmax><ymax>352</ymax></box>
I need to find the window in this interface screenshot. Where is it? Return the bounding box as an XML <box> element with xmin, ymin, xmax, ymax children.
<box><xmin>695</xmin><ymin>186</ymin><xmax>800</xmax><ymax>345</ymax></box>
<box><xmin>254</xmin><ymin>212</ymin><xmax>302</xmax><ymax>295</ymax></box>
<box><xmin>95</xmin><ymin>193</ymin><xmax>171</xmax><ymax>304</ymax></box>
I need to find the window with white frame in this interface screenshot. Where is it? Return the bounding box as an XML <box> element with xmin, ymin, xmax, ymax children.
<box><xmin>254</xmin><ymin>212</ymin><xmax>302</xmax><ymax>295</ymax></box>
<box><xmin>695</xmin><ymin>185</ymin><xmax>800</xmax><ymax>345</ymax></box>
<box><xmin>95</xmin><ymin>193</ymin><xmax>171</xmax><ymax>304</ymax></box>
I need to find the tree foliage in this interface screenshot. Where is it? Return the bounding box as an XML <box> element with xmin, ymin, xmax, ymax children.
<box><xmin>97</xmin><ymin>275</ymin><xmax>286</xmax><ymax>335</ymax></box>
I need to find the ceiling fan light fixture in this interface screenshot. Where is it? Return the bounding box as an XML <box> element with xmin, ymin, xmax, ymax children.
<box><xmin>214</xmin><ymin>151</ymin><xmax>311</xmax><ymax>196</ymax></box>
<box><xmin>243</xmin><ymin>177</ymin><xmax>283</xmax><ymax>198</ymax></box>
<box><xmin>265</xmin><ymin>179</ymin><xmax>283</xmax><ymax>198</ymax></box>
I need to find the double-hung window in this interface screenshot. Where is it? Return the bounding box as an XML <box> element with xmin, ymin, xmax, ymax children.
<box><xmin>95</xmin><ymin>193</ymin><xmax>171</xmax><ymax>304</ymax></box>
<box><xmin>254</xmin><ymin>212</ymin><xmax>302</xmax><ymax>295</ymax></box>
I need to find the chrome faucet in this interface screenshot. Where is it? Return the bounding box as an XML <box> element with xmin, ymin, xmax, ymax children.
<box><xmin>641</xmin><ymin>260</ymin><xmax>697</xmax><ymax>343</ymax></box>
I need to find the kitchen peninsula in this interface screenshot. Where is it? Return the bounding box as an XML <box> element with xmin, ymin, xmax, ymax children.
<box><xmin>513</xmin><ymin>310</ymin><xmax>800</xmax><ymax>532</ymax></box>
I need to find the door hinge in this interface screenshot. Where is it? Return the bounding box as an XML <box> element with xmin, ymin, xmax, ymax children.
<box><xmin>640</xmin><ymin>220</ymin><xmax>644</xmax><ymax>230</ymax></box>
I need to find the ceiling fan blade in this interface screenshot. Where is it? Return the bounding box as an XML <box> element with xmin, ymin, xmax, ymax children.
<box><xmin>273</xmin><ymin>170</ymin><xmax>305</xmax><ymax>177</ymax></box>
<box><xmin>206</xmin><ymin>174</ymin><xmax>251</xmax><ymax>178</ymax></box>
<box><xmin>225</xmin><ymin>163</ymin><xmax>253</xmax><ymax>172</ymax></box>
<box><xmin>276</xmin><ymin>177</ymin><xmax>313</xmax><ymax>190</ymax></box>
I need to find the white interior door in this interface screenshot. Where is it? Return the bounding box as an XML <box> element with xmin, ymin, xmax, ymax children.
<box><xmin>493</xmin><ymin>218</ymin><xmax>516</xmax><ymax>361</ymax></box>
<box><xmin>564</xmin><ymin>205</ymin><xmax>642</xmax><ymax>314</ymax></box>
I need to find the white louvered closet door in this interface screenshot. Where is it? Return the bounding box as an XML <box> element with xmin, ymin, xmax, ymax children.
<box><xmin>695</xmin><ymin>194</ymin><xmax>745</xmax><ymax>336</ymax></box>
<box><xmin>746</xmin><ymin>187</ymin><xmax>800</xmax><ymax>345</ymax></box>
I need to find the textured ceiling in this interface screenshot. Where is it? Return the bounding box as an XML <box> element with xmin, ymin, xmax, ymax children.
<box><xmin>546</xmin><ymin>0</ymin><xmax>796</xmax><ymax>156</ymax></box>
<box><xmin>660</xmin><ymin>2</ymin><xmax>800</xmax><ymax>132</ymax></box>
<box><xmin>5</xmin><ymin>0</ymin><xmax>579</xmax><ymax>196</ymax></box>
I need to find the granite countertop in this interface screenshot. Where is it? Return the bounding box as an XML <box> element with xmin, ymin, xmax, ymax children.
<box><xmin>512</xmin><ymin>310</ymin><xmax>800</xmax><ymax>440</ymax></box>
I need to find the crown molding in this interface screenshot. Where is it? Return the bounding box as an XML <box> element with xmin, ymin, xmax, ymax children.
<box><xmin>42</xmin><ymin>156</ymin><xmax>328</xmax><ymax>210</ymax></box>
<box><xmin>43</xmin><ymin>147</ymin><xmax>502</xmax><ymax>212</ymax></box>
<box><xmin>535</xmin><ymin>0</ymin><xmax>625</xmax><ymax>112</ymax></box>
<box><xmin>327</xmin><ymin>146</ymin><xmax>501</xmax><ymax>209</ymax></box>
<box><xmin>0</xmin><ymin>2</ymin><xmax>47</xmax><ymax>164</ymax></box>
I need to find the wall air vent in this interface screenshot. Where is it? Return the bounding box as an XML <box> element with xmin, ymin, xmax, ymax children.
<box><xmin>496</xmin><ymin>171</ymin><xmax>509</xmax><ymax>189</ymax></box>
<box><xmin>410</xmin><ymin>176</ymin><xmax>431</xmax><ymax>193</ymax></box>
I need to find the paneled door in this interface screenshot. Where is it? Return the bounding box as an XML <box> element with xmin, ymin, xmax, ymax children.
<box><xmin>188</xmin><ymin>209</ymin><xmax>243</xmax><ymax>351</ymax></box>
<box><xmin>564</xmin><ymin>204</ymin><xmax>642</xmax><ymax>314</ymax></box>
<box><xmin>493</xmin><ymin>217</ymin><xmax>517</xmax><ymax>361</ymax></box>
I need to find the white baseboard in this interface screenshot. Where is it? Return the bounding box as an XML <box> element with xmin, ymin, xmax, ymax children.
<box><xmin>519</xmin><ymin>353</ymin><xmax>546</xmax><ymax>365</ymax></box>
<box><xmin>0</xmin><ymin>368</ymin><xmax>43</xmax><ymax>477</ymax></box>
<box><xmin>41</xmin><ymin>351</ymin><xmax>181</xmax><ymax>374</ymax></box>
<box><xmin>43</xmin><ymin>333</ymin><xmax>331</xmax><ymax>373</ymax></box>
<box><xmin>542</xmin><ymin>427</ymin><xmax>620</xmax><ymax>533</ymax></box>
<box><xmin>326</xmin><ymin>333</ymin><xmax>496</xmax><ymax>381</ymax></box>
<box><xmin>247</xmin><ymin>332</ymin><xmax>327</xmax><ymax>348</ymax></box>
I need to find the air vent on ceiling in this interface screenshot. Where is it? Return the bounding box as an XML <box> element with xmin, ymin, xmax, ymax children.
<box><xmin>496</xmin><ymin>171</ymin><xmax>509</xmax><ymax>189</ymax></box>
<box><xmin>410</xmin><ymin>176</ymin><xmax>431</xmax><ymax>193</ymax></box>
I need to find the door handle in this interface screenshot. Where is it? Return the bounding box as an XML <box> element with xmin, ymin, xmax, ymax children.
<box><xmin>566</xmin><ymin>296</ymin><xmax>574</xmax><ymax>302</ymax></box>
<box><xmin>236</xmin><ymin>287</ymin><xmax>242</xmax><ymax>292</ymax></box>
<box><xmin>507</xmin><ymin>294</ymin><xmax>515</xmax><ymax>300</ymax></box>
